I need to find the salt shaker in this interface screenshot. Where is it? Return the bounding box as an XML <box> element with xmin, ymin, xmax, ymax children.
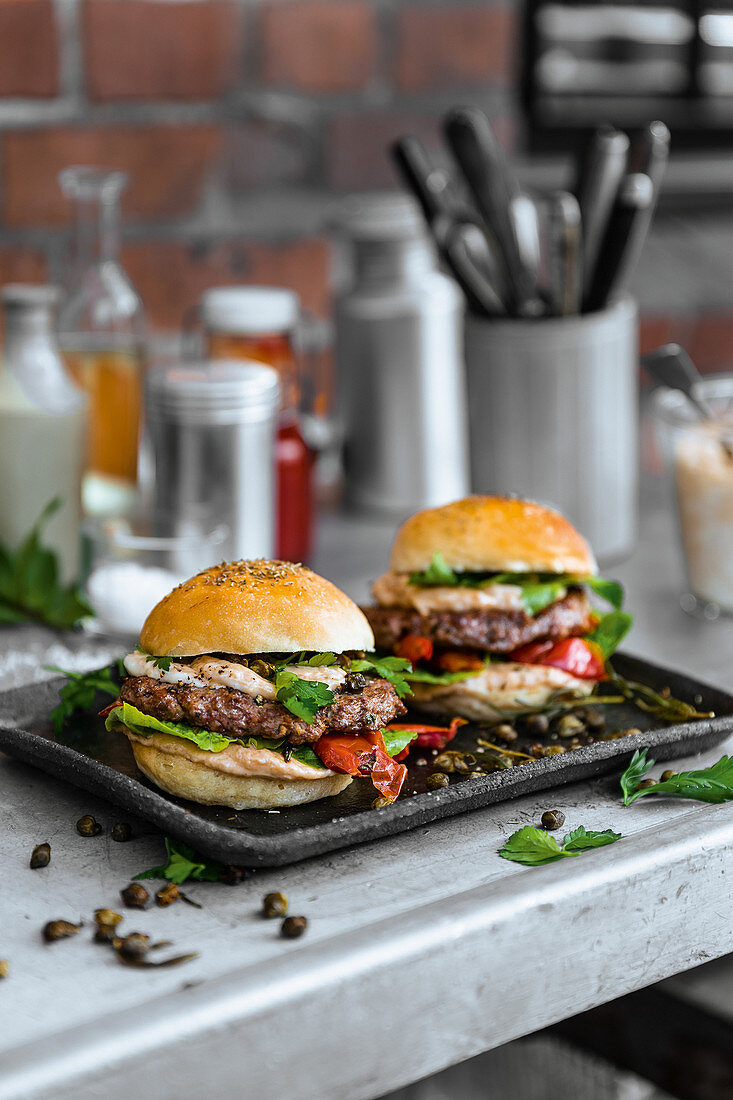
<box><xmin>335</xmin><ymin>194</ymin><xmax>469</xmax><ymax>514</ymax></box>
<box><xmin>144</xmin><ymin>360</ymin><xmax>280</xmax><ymax>561</ymax></box>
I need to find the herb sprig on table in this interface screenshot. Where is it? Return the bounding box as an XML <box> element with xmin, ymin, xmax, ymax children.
<box><xmin>620</xmin><ymin>749</ymin><xmax>733</xmax><ymax>805</ymax></box>
<box><xmin>47</xmin><ymin>662</ymin><xmax>122</xmax><ymax>733</ymax></box>
<box><xmin>498</xmin><ymin>824</ymin><xmax>622</xmax><ymax>866</ymax></box>
<box><xmin>0</xmin><ymin>498</ymin><xmax>92</xmax><ymax>630</ymax></box>
<box><xmin>135</xmin><ymin>838</ymin><xmax>225</xmax><ymax>885</ymax></box>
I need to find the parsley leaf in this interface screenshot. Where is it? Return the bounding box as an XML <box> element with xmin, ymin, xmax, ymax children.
<box><xmin>47</xmin><ymin>662</ymin><xmax>121</xmax><ymax>734</ymax></box>
<box><xmin>350</xmin><ymin>654</ymin><xmax>414</xmax><ymax>699</ymax></box>
<box><xmin>620</xmin><ymin>748</ymin><xmax>733</xmax><ymax>805</ymax></box>
<box><xmin>0</xmin><ymin>498</ymin><xmax>93</xmax><ymax>630</ymax></box>
<box><xmin>409</xmin><ymin>551</ymin><xmax>459</xmax><ymax>587</ymax></box>
<box><xmin>380</xmin><ymin>727</ymin><xmax>420</xmax><ymax>756</ymax></box>
<box><xmin>498</xmin><ymin>823</ymin><xmax>622</xmax><ymax>866</ymax></box>
<box><xmin>274</xmin><ymin>669</ymin><xmax>335</xmax><ymax>723</ymax></box>
<box><xmin>135</xmin><ymin>838</ymin><xmax>223</xmax><ymax>885</ymax></box>
<box><xmin>586</xmin><ymin>611</ymin><xmax>633</xmax><ymax>658</ymax></box>
<box><xmin>585</xmin><ymin>577</ymin><xmax>624</xmax><ymax>611</ymax></box>
<box><xmin>135</xmin><ymin>645</ymin><xmax>173</xmax><ymax>671</ymax></box>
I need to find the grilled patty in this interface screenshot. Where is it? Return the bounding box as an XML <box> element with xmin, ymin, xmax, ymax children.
<box><xmin>119</xmin><ymin>675</ymin><xmax>406</xmax><ymax>746</ymax></box>
<box><xmin>363</xmin><ymin>590</ymin><xmax>594</xmax><ymax>654</ymax></box>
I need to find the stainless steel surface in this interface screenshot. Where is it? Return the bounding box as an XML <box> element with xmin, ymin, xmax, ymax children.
<box><xmin>465</xmin><ymin>297</ymin><xmax>638</xmax><ymax>564</ymax></box>
<box><xmin>2</xmin><ymin>479</ymin><xmax>733</xmax><ymax>1100</ymax></box>
<box><xmin>145</xmin><ymin>360</ymin><xmax>279</xmax><ymax>560</ymax></box>
<box><xmin>336</xmin><ymin>198</ymin><xmax>469</xmax><ymax>515</ymax></box>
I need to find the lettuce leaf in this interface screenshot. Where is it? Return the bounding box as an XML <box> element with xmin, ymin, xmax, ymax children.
<box><xmin>587</xmin><ymin>611</ymin><xmax>633</xmax><ymax>659</ymax></box>
<box><xmin>380</xmin><ymin>727</ymin><xmax>419</xmax><ymax>756</ymax></box>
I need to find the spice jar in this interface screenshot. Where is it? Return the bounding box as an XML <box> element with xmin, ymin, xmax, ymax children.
<box><xmin>200</xmin><ymin>287</ymin><xmax>314</xmax><ymax>563</ymax></box>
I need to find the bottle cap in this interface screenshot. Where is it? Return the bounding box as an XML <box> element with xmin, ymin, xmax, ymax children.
<box><xmin>201</xmin><ymin>287</ymin><xmax>300</xmax><ymax>336</ymax></box>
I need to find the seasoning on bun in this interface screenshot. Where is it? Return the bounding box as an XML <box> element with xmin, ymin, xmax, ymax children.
<box><xmin>104</xmin><ymin>560</ymin><xmax>415</xmax><ymax>809</ymax></box>
<box><xmin>363</xmin><ymin>497</ymin><xmax>631</xmax><ymax>720</ymax></box>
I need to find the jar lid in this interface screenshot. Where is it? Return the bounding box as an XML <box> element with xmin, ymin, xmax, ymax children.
<box><xmin>201</xmin><ymin>286</ymin><xmax>300</xmax><ymax>336</ymax></box>
<box><xmin>146</xmin><ymin>360</ymin><xmax>280</xmax><ymax>424</ymax></box>
<box><xmin>337</xmin><ymin>193</ymin><xmax>426</xmax><ymax>241</ymax></box>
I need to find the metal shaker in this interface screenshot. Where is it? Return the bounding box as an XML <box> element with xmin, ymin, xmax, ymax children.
<box><xmin>335</xmin><ymin>194</ymin><xmax>469</xmax><ymax>514</ymax></box>
<box><xmin>145</xmin><ymin>360</ymin><xmax>280</xmax><ymax>561</ymax></box>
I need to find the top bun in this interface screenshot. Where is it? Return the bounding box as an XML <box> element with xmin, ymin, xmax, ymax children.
<box><xmin>139</xmin><ymin>560</ymin><xmax>375</xmax><ymax>657</ymax></box>
<box><xmin>389</xmin><ymin>497</ymin><xmax>596</xmax><ymax>576</ymax></box>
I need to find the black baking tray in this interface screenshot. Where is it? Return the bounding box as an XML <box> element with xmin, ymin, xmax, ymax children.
<box><xmin>0</xmin><ymin>653</ymin><xmax>731</xmax><ymax>867</ymax></box>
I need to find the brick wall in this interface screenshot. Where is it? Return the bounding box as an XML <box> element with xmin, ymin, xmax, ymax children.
<box><xmin>0</xmin><ymin>0</ymin><xmax>732</xmax><ymax>370</ymax></box>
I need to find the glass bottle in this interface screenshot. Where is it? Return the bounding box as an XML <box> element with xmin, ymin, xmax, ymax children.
<box><xmin>57</xmin><ymin>167</ymin><xmax>146</xmax><ymax>517</ymax></box>
<box><xmin>0</xmin><ymin>286</ymin><xmax>87</xmax><ymax>581</ymax></box>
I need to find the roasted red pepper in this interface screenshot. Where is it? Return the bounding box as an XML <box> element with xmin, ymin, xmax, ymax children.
<box><xmin>385</xmin><ymin>717</ymin><xmax>468</xmax><ymax>760</ymax></box>
<box><xmin>394</xmin><ymin>634</ymin><xmax>434</xmax><ymax>665</ymax></box>
<box><xmin>510</xmin><ymin>636</ymin><xmax>606</xmax><ymax>680</ymax></box>
<box><xmin>315</xmin><ymin>730</ymin><xmax>407</xmax><ymax>801</ymax></box>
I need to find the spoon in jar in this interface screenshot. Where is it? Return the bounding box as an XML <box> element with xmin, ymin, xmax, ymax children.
<box><xmin>642</xmin><ymin>344</ymin><xmax>733</xmax><ymax>460</ymax></box>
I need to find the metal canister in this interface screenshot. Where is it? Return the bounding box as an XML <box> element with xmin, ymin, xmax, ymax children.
<box><xmin>145</xmin><ymin>360</ymin><xmax>280</xmax><ymax>561</ymax></box>
<box><xmin>335</xmin><ymin>194</ymin><xmax>469</xmax><ymax>515</ymax></box>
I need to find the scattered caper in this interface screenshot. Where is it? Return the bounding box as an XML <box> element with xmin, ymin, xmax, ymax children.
<box><xmin>156</xmin><ymin>882</ymin><xmax>180</xmax><ymax>908</ymax></box>
<box><xmin>43</xmin><ymin>919</ymin><xmax>81</xmax><ymax>943</ymax></box>
<box><xmin>427</xmin><ymin>772</ymin><xmax>449</xmax><ymax>790</ymax></box>
<box><xmin>121</xmin><ymin>883</ymin><xmax>149</xmax><ymax>909</ymax></box>
<box><xmin>76</xmin><ymin>814</ymin><xmax>102</xmax><ymax>837</ymax></box>
<box><xmin>661</xmin><ymin>769</ymin><xmax>676</xmax><ymax>782</ymax></box>
<box><xmin>94</xmin><ymin>908</ymin><xmax>122</xmax><ymax>929</ymax></box>
<box><xmin>638</xmin><ymin>778</ymin><xmax>657</xmax><ymax>789</ymax></box>
<box><xmin>116</xmin><ymin>933</ymin><xmax>150</xmax><ymax>961</ymax></box>
<box><xmin>281</xmin><ymin>915</ymin><xmax>307</xmax><ymax>939</ymax></box>
<box><xmin>618</xmin><ymin>728</ymin><xmax>643</xmax><ymax>738</ymax></box>
<box><xmin>263</xmin><ymin>891</ymin><xmax>288</xmax><ymax>919</ymax></box>
<box><xmin>433</xmin><ymin>751</ymin><xmax>459</xmax><ymax>773</ymax></box>
<box><xmin>584</xmin><ymin>709</ymin><xmax>606</xmax><ymax>731</ymax></box>
<box><xmin>541</xmin><ymin>809</ymin><xmax>566</xmax><ymax>830</ymax></box>
<box><xmin>0</xmin><ymin>960</ymin><xmax>8</xmax><ymax>979</ymax></box>
<box><xmin>371</xmin><ymin>795</ymin><xmax>391</xmax><ymax>809</ymax></box>
<box><xmin>531</xmin><ymin>743</ymin><xmax>566</xmax><ymax>757</ymax></box>
<box><xmin>343</xmin><ymin>673</ymin><xmax>368</xmax><ymax>694</ymax></box>
<box><xmin>30</xmin><ymin>842</ymin><xmax>51</xmax><ymax>869</ymax></box>
<box><xmin>111</xmin><ymin>823</ymin><xmax>132</xmax><ymax>843</ymax></box>
<box><xmin>493</xmin><ymin>723</ymin><xmax>519</xmax><ymax>742</ymax></box>
<box><xmin>219</xmin><ymin>865</ymin><xmax>249</xmax><ymax>885</ymax></box>
<box><xmin>524</xmin><ymin>714</ymin><xmax>549</xmax><ymax>737</ymax></box>
<box><xmin>557</xmin><ymin>715</ymin><xmax>585</xmax><ymax>738</ymax></box>
<box><xmin>468</xmin><ymin>770</ymin><xmax>485</xmax><ymax>780</ymax></box>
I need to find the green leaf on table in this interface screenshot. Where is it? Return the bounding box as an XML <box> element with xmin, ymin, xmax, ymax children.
<box><xmin>47</xmin><ymin>663</ymin><xmax>120</xmax><ymax>734</ymax></box>
<box><xmin>135</xmin><ymin>838</ymin><xmax>224</xmax><ymax>885</ymax></box>
<box><xmin>0</xmin><ymin>498</ymin><xmax>93</xmax><ymax>630</ymax></box>
<box><xmin>586</xmin><ymin>611</ymin><xmax>633</xmax><ymax>659</ymax></box>
<box><xmin>621</xmin><ymin>749</ymin><xmax>733</xmax><ymax>805</ymax></box>
<box><xmin>498</xmin><ymin>823</ymin><xmax>622</xmax><ymax>866</ymax></box>
<box><xmin>350</xmin><ymin>654</ymin><xmax>414</xmax><ymax>699</ymax></box>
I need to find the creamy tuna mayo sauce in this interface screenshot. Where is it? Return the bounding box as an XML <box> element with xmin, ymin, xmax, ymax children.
<box><xmin>372</xmin><ymin>572</ymin><xmax>534</xmax><ymax>614</ymax></box>
<box><xmin>122</xmin><ymin>653</ymin><xmax>346</xmax><ymax>697</ymax></box>
<box><xmin>675</xmin><ymin>424</ymin><xmax>733</xmax><ymax>611</ymax></box>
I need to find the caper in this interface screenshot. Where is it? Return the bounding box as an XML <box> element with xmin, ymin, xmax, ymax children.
<box><xmin>116</xmin><ymin>933</ymin><xmax>150</xmax><ymax>961</ymax></box>
<box><xmin>541</xmin><ymin>809</ymin><xmax>566</xmax><ymax>830</ymax></box>
<box><xmin>557</xmin><ymin>715</ymin><xmax>585</xmax><ymax>738</ymax></box>
<box><xmin>95</xmin><ymin>925</ymin><xmax>117</xmax><ymax>944</ymax></box>
<box><xmin>493</xmin><ymin>723</ymin><xmax>518</xmax><ymax>742</ymax></box>
<box><xmin>618</xmin><ymin>728</ymin><xmax>643</xmax><ymax>738</ymax></box>
<box><xmin>219</xmin><ymin>865</ymin><xmax>249</xmax><ymax>885</ymax></box>
<box><xmin>281</xmin><ymin>915</ymin><xmax>307</xmax><ymax>939</ymax></box>
<box><xmin>638</xmin><ymin>778</ymin><xmax>657</xmax><ymax>789</ymax></box>
<box><xmin>427</xmin><ymin>772</ymin><xmax>449</xmax><ymax>790</ymax></box>
<box><xmin>263</xmin><ymin>891</ymin><xmax>288</xmax><ymax>919</ymax></box>
<box><xmin>468</xmin><ymin>770</ymin><xmax>484</xmax><ymax>780</ymax></box>
<box><xmin>524</xmin><ymin>714</ymin><xmax>549</xmax><ymax>737</ymax></box>
<box><xmin>531</xmin><ymin>743</ymin><xmax>565</xmax><ymax>757</ymax></box>
<box><xmin>30</xmin><ymin>842</ymin><xmax>51</xmax><ymax>869</ymax></box>
<box><xmin>76</xmin><ymin>814</ymin><xmax>102</xmax><ymax>837</ymax></box>
<box><xmin>94</xmin><ymin>908</ymin><xmax>122</xmax><ymax>929</ymax></box>
<box><xmin>0</xmin><ymin>960</ymin><xmax>8</xmax><ymax>979</ymax></box>
<box><xmin>111</xmin><ymin>823</ymin><xmax>132</xmax><ymax>843</ymax></box>
<box><xmin>433</xmin><ymin>751</ymin><xmax>459</xmax><ymax>773</ymax></box>
<box><xmin>156</xmin><ymin>882</ymin><xmax>179</xmax><ymax>908</ymax></box>
<box><xmin>121</xmin><ymin>883</ymin><xmax>149</xmax><ymax>909</ymax></box>
<box><xmin>372</xmin><ymin>795</ymin><xmax>391</xmax><ymax>809</ymax></box>
<box><xmin>661</xmin><ymin>769</ymin><xmax>676</xmax><ymax>782</ymax></box>
<box><xmin>250</xmin><ymin>659</ymin><xmax>275</xmax><ymax>679</ymax></box>
<box><xmin>43</xmin><ymin>919</ymin><xmax>81</xmax><ymax>943</ymax></box>
<box><xmin>343</xmin><ymin>673</ymin><xmax>368</xmax><ymax>694</ymax></box>
<box><xmin>584</xmin><ymin>709</ymin><xmax>606</xmax><ymax>731</ymax></box>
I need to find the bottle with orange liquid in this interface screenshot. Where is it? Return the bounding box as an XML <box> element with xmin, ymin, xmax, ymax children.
<box><xmin>200</xmin><ymin>287</ymin><xmax>314</xmax><ymax>563</ymax></box>
<box><xmin>57</xmin><ymin>167</ymin><xmax>146</xmax><ymax>517</ymax></box>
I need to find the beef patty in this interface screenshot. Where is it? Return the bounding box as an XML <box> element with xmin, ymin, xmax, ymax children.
<box><xmin>363</xmin><ymin>590</ymin><xmax>594</xmax><ymax>654</ymax></box>
<box><xmin>119</xmin><ymin>675</ymin><xmax>406</xmax><ymax>746</ymax></box>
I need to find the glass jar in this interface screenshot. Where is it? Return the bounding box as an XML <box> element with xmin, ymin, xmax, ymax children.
<box><xmin>652</xmin><ymin>375</ymin><xmax>733</xmax><ymax>616</ymax></box>
<box><xmin>200</xmin><ymin>286</ymin><xmax>314</xmax><ymax>562</ymax></box>
<box><xmin>57</xmin><ymin>167</ymin><xmax>146</xmax><ymax>517</ymax></box>
<box><xmin>0</xmin><ymin>286</ymin><xmax>87</xmax><ymax>581</ymax></box>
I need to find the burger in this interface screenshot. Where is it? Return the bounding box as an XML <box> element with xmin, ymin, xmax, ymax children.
<box><xmin>363</xmin><ymin>497</ymin><xmax>631</xmax><ymax>721</ymax></box>
<box><xmin>104</xmin><ymin>560</ymin><xmax>416</xmax><ymax>809</ymax></box>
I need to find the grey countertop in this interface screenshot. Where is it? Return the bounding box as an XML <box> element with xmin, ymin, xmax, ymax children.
<box><xmin>2</xmin><ymin>479</ymin><xmax>733</xmax><ymax>1100</ymax></box>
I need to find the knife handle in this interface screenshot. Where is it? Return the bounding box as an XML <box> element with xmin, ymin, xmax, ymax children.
<box><xmin>584</xmin><ymin>173</ymin><xmax>654</xmax><ymax>313</ymax></box>
<box><xmin>575</xmin><ymin>128</ymin><xmax>629</xmax><ymax>299</ymax></box>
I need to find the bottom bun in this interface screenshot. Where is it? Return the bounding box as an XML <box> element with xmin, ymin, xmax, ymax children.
<box><xmin>129</xmin><ymin>738</ymin><xmax>352</xmax><ymax>810</ymax></box>
<box><xmin>410</xmin><ymin>662</ymin><xmax>594</xmax><ymax>721</ymax></box>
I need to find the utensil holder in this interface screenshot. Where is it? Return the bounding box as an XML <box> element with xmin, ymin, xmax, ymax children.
<box><xmin>465</xmin><ymin>297</ymin><xmax>638</xmax><ymax>564</ymax></box>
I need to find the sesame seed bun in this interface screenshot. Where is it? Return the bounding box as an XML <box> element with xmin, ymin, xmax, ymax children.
<box><xmin>389</xmin><ymin>497</ymin><xmax>596</xmax><ymax>576</ymax></box>
<box><xmin>139</xmin><ymin>559</ymin><xmax>375</xmax><ymax>657</ymax></box>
